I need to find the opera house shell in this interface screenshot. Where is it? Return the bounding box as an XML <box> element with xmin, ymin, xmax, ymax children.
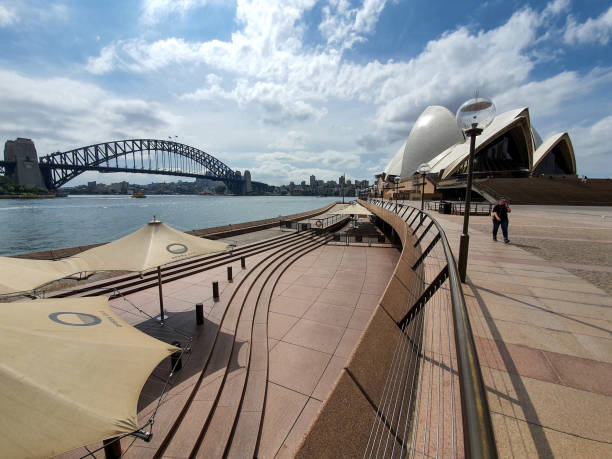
<box><xmin>383</xmin><ymin>105</ymin><xmax>577</xmax><ymax>182</ymax></box>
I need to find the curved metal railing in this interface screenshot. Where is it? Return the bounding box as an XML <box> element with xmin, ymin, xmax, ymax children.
<box><xmin>365</xmin><ymin>199</ymin><xmax>497</xmax><ymax>459</ymax></box>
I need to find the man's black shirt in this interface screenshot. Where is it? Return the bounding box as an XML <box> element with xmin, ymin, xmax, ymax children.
<box><xmin>493</xmin><ymin>203</ymin><xmax>508</xmax><ymax>221</ymax></box>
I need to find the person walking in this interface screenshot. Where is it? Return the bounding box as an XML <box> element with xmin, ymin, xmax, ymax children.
<box><xmin>492</xmin><ymin>198</ymin><xmax>511</xmax><ymax>243</ymax></box>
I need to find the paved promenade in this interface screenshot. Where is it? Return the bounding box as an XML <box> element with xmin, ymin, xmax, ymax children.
<box><xmin>421</xmin><ymin>203</ymin><xmax>612</xmax><ymax>457</ymax></box>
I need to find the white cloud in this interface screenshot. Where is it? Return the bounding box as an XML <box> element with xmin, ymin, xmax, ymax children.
<box><xmin>542</xmin><ymin>0</ymin><xmax>570</xmax><ymax>19</ymax></box>
<box><xmin>319</xmin><ymin>0</ymin><xmax>387</xmax><ymax>49</ymax></box>
<box><xmin>85</xmin><ymin>46</ymin><xmax>117</xmax><ymax>75</ymax></box>
<box><xmin>571</xmin><ymin>115</ymin><xmax>612</xmax><ymax>158</ymax></box>
<box><xmin>247</xmin><ymin>148</ymin><xmax>362</xmax><ymax>184</ymax></box>
<box><xmin>564</xmin><ymin>6</ymin><xmax>612</xmax><ymax>45</ymax></box>
<box><xmin>0</xmin><ymin>70</ymin><xmax>179</xmax><ymax>155</ymax></box>
<box><xmin>141</xmin><ymin>0</ymin><xmax>211</xmax><ymax>25</ymax></box>
<box><xmin>267</xmin><ymin>130</ymin><xmax>308</xmax><ymax>150</ymax></box>
<box><xmin>12</xmin><ymin>0</ymin><xmax>609</xmax><ymax>182</ymax></box>
<box><xmin>493</xmin><ymin>67</ymin><xmax>612</xmax><ymax>117</ymax></box>
<box><xmin>0</xmin><ymin>5</ymin><xmax>18</xmax><ymax>26</ymax></box>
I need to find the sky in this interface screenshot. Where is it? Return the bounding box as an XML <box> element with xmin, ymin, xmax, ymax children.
<box><xmin>0</xmin><ymin>0</ymin><xmax>610</xmax><ymax>186</ymax></box>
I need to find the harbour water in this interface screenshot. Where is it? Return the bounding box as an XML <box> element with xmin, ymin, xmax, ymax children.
<box><xmin>0</xmin><ymin>195</ymin><xmax>339</xmax><ymax>256</ymax></box>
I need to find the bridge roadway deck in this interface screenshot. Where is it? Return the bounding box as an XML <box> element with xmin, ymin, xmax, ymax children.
<box><xmin>401</xmin><ymin>200</ymin><xmax>612</xmax><ymax>457</ymax></box>
<box><xmin>56</xmin><ymin>203</ymin><xmax>399</xmax><ymax>459</ymax></box>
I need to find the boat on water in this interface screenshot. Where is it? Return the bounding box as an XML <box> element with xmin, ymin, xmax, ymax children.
<box><xmin>132</xmin><ymin>191</ymin><xmax>146</xmax><ymax>198</ymax></box>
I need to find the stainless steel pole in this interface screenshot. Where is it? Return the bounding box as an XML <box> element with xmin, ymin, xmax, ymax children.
<box><xmin>457</xmin><ymin>124</ymin><xmax>482</xmax><ymax>282</ymax></box>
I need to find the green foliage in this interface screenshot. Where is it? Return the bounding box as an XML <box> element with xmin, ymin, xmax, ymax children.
<box><xmin>0</xmin><ymin>176</ymin><xmax>50</xmax><ymax>195</ymax></box>
<box><xmin>214</xmin><ymin>185</ymin><xmax>226</xmax><ymax>194</ymax></box>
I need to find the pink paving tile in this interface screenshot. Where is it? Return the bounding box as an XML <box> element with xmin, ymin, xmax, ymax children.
<box><xmin>475</xmin><ymin>337</ymin><xmax>561</xmax><ymax>384</ymax></box>
<box><xmin>258</xmin><ymin>382</ymin><xmax>308</xmax><ymax>459</ymax></box>
<box><xmin>303</xmin><ymin>301</ymin><xmax>354</xmax><ymax>328</ymax></box>
<box><xmin>269</xmin><ymin>295</ymin><xmax>314</xmax><ymax>318</ymax></box>
<box><xmin>280</xmin><ymin>284</ymin><xmax>323</xmax><ymax>303</ymax></box>
<box><xmin>292</xmin><ymin>274</ymin><xmax>331</xmax><ymax>288</ymax></box>
<box><xmin>268</xmin><ymin>341</ymin><xmax>331</xmax><ymax>396</ymax></box>
<box><xmin>317</xmin><ymin>288</ymin><xmax>361</xmax><ymax>308</ymax></box>
<box><xmin>326</xmin><ymin>278</ymin><xmax>365</xmax><ymax>293</ymax></box>
<box><xmin>347</xmin><ymin>308</ymin><xmax>376</xmax><ymax>331</ymax></box>
<box><xmin>268</xmin><ymin>312</ymin><xmax>300</xmax><ymax>340</ymax></box>
<box><xmin>311</xmin><ymin>356</ymin><xmax>346</xmax><ymax>401</ymax></box>
<box><xmin>282</xmin><ymin>318</ymin><xmax>345</xmax><ymax>354</ymax></box>
<box><xmin>332</xmin><ymin>270</ymin><xmax>366</xmax><ymax>281</ymax></box>
<box><xmin>272</xmin><ymin>281</ymin><xmax>292</xmax><ymax>297</ymax></box>
<box><xmin>334</xmin><ymin>328</ymin><xmax>363</xmax><ymax>359</ymax></box>
<box><xmin>356</xmin><ymin>292</ymin><xmax>382</xmax><ymax>311</ymax></box>
<box><xmin>362</xmin><ymin>281</ymin><xmax>388</xmax><ymax>295</ymax></box>
<box><xmin>275</xmin><ymin>398</ymin><xmax>323</xmax><ymax>459</ymax></box>
<box><xmin>544</xmin><ymin>351</ymin><xmax>612</xmax><ymax>396</ymax></box>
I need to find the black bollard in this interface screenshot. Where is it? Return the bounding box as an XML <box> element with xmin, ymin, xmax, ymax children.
<box><xmin>241</xmin><ymin>256</ymin><xmax>246</xmax><ymax>269</ymax></box>
<box><xmin>170</xmin><ymin>341</ymin><xmax>182</xmax><ymax>372</ymax></box>
<box><xmin>227</xmin><ymin>266</ymin><xmax>233</xmax><ymax>282</ymax></box>
<box><xmin>212</xmin><ymin>281</ymin><xmax>219</xmax><ymax>301</ymax></box>
<box><xmin>195</xmin><ymin>302</ymin><xmax>204</xmax><ymax>325</ymax></box>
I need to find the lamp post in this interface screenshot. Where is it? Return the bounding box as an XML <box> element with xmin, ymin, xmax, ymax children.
<box><xmin>394</xmin><ymin>176</ymin><xmax>401</xmax><ymax>212</ymax></box>
<box><xmin>456</xmin><ymin>97</ymin><xmax>496</xmax><ymax>282</ymax></box>
<box><xmin>417</xmin><ymin>163</ymin><xmax>431</xmax><ymax>214</ymax></box>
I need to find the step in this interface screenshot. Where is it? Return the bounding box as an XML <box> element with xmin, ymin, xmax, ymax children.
<box><xmin>227</xmin><ymin>238</ymin><xmax>328</xmax><ymax>458</ymax></box>
<box><xmin>156</xmin><ymin>236</ymin><xmax>321</xmax><ymax>457</ymax></box>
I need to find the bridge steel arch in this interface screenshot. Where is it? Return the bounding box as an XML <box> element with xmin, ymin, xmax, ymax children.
<box><xmin>38</xmin><ymin>139</ymin><xmax>237</xmax><ymax>190</ymax></box>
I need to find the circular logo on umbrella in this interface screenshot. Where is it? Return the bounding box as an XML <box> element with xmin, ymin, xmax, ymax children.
<box><xmin>166</xmin><ymin>243</ymin><xmax>188</xmax><ymax>254</ymax></box>
<box><xmin>49</xmin><ymin>312</ymin><xmax>102</xmax><ymax>326</ymax></box>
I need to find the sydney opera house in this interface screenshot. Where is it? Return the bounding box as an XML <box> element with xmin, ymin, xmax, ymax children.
<box><xmin>373</xmin><ymin>105</ymin><xmax>579</xmax><ymax>202</ymax></box>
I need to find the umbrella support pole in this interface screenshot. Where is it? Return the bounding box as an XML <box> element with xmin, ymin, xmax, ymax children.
<box><xmin>157</xmin><ymin>266</ymin><xmax>167</xmax><ymax>323</ymax></box>
<box><xmin>103</xmin><ymin>437</ymin><xmax>122</xmax><ymax>459</ymax></box>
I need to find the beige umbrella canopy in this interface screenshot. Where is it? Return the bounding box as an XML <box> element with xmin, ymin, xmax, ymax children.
<box><xmin>0</xmin><ymin>296</ymin><xmax>177</xmax><ymax>458</ymax></box>
<box><xmin>73</xmin><ymin>218</ymin><xmax>229</xmax><ymax>272</ymax></box>
<box><xmin>0</xmin><ymin>219</ymin><xmax>229</xmax><ymax>297</ymax></box>
<box><xmin>0</xmin><ymin>256</ymin><xmax>84</xmax><ymax>296</ymax></box>
<box><xmin>332</xmin><ymin>203</ymin><xmax>373</xmax><ymax>216</ymax></box>
<box><xmin>72</xmin><ymin>218</ymin><xmax>230</xmax><ymax>321</ymax></box>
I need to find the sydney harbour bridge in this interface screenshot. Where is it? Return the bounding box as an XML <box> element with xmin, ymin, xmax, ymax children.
<box><xmin>0</xmin><ymin>138</ymin><xmax>272</xmax><ymax>194</ymax></box>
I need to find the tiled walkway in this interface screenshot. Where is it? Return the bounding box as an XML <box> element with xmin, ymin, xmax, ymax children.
<box><xmin>260</xmin><ymin>244</ymin><xmax>399</xmax><ymax>458</ymax></box>
<box><xmin>427</xmin><ymin>204</ymin><xmax>612</xmax><ymax>457</ymax></box>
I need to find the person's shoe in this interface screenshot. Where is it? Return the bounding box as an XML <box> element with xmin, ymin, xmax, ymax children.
<box><xmin>504</xmin><ymin>239</ymin><xmax>510</xmax><ymax>244</ymax></box>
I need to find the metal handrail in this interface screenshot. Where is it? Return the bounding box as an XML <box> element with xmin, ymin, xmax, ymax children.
<box><xmin>365</xmin><ymin>199</ymin><xmax>497</xmax><ymax>458</ymax></box>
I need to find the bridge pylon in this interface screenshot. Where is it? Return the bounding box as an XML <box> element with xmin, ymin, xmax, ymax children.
<box><xmin>3</xmin><ymin>138</ymin><xmax>47</xmax><ymax>190</ymax></box>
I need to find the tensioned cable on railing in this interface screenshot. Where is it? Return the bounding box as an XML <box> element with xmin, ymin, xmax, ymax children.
<box><xmin>362</xmin><ymin>200</ymin><xmax>496</xmax><ymax>459</ymax></box>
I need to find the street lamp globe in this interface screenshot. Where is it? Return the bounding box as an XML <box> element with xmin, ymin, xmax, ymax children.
<box><xmin>417</xmin><ymin>163</ymin><xmax>431</xmax><ymax>175</ymax></box>
<box><xmin>456</xmin><ymin>97</ymin><xmax>496</xmax><ymax>132</ymax></box>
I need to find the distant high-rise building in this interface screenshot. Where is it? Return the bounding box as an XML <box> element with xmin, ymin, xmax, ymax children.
<box><xmin>310</xmin><ymin>175</ymin><xmax>316</xmax><ymax>187</ymax></box>
<box><xmin>339</xmin><ymin>175</ymin><xmax>345</xmax><ymax>185</ymax></box>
